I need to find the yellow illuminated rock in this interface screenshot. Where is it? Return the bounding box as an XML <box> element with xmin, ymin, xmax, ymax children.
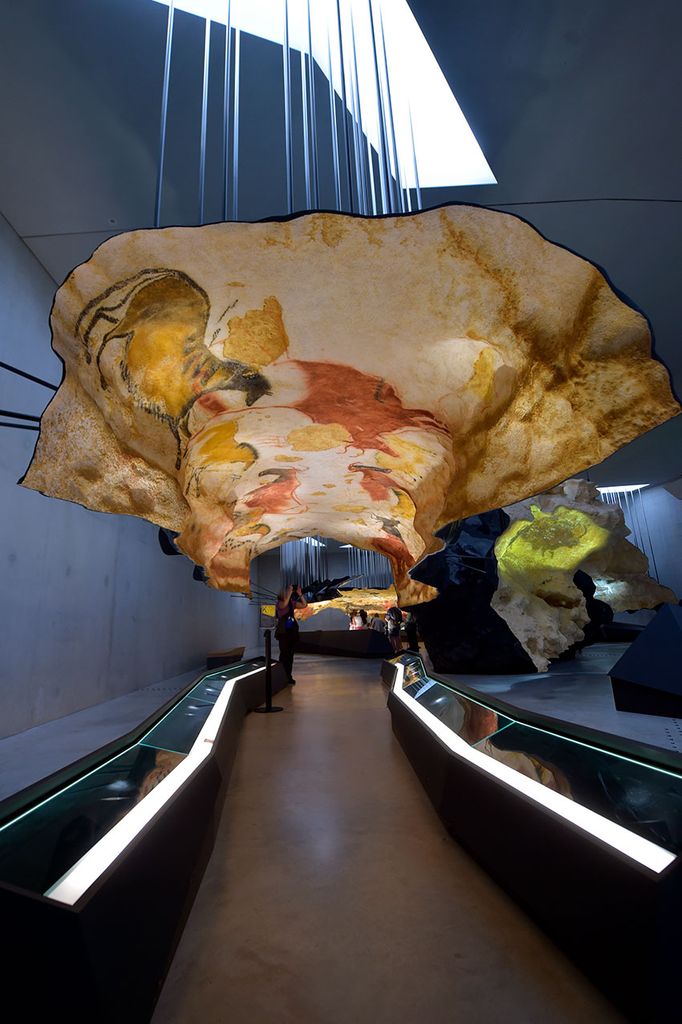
<box><xmin>22</xmin><ymin>207</ymin><xmax>679</xmax><ymax>600</ymax></box>
<box><xmin>495</xmin><ymin>506</ymin><xmax>610</xmax><ymax>583</ymax></box>
<box><xmin>492</xmin><ymin>479</ymin><xmax>677</xmax><ymax>670</ymax></box>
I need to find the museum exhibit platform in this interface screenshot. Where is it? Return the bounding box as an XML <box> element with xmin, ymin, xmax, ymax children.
<box><xmin>610</xmin><ymin>605</ymin><xmax>682</xmax><ymax>716</ymax></box>
<box><xmin>384</xmin><ymin>650</ymin><xmax>682</xmax><ymax>1021</ymax></box>
<box><xmin>0</xmin><ymin>656</ymin><xmax>287</xmax><ymax>1024</ymax></box>
<box><xmin>296</xmin><ymin>628</ymin><xmax>393</xmax><ymax>658</ymax></box>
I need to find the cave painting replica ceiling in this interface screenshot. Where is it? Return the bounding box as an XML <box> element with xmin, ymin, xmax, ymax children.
<box><xmin>262</xmin><ymin>587</ymin><xmax>398</xmax><ymax>623</ymax></box>
<box><xmin>23</xmin><ymin>205</ymin><xmax>680</xmax><ymax>601</ymax></box>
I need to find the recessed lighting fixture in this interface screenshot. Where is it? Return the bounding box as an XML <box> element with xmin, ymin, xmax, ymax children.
<box><xmin>597</xmin><ymin>485</ymin><xmax>648</xmax><ymax>494</ymax></box>
<box><xmin>149</xmin><ymin>0</ymin><xmax>496</xmax><ymax>189</ymax></box>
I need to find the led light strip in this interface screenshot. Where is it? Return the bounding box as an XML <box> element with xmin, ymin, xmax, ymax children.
<box><xmin>46</xmin><ymin>666</ymin><xmax>263</xmax><ymax>906</ymax></box>
<box><xmin>392</xmin><ymin>662</ymin><xmax>675</xmax><ymax>874</ymax></box>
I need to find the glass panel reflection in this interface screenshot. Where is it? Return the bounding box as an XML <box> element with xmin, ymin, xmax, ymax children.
<box><xmin>0</xmin><ymin>745</ymin><xmax>184</xmax><ymax>894</ymax></box>
<box><xmin>141</xmin><ymin>695</ymin><xmax>214</xmax><ymax>754</ymax></box>
<box><xmin>397</xmin><ymin>655</ymin><xmax>682</xmax><ymax>856</ymax></box>
<box><xmin>481</xmin><ymin>724</ymin><xmax>682</xmax><ymax>854</ymax></box>
<box><xmin>0</xmin><ymin>660</ymin><xmax>260</xmax><ymax>896</ymax></box>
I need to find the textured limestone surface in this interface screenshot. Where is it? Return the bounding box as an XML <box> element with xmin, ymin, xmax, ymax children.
<box><xmin>23</xmin><ymin>206</ymin><xmax>679</xmax><ymax>599</ymax></box>
<box><xmin>493</xmin><ymin>479</ymin><xmax>677</xmax><ymax>670</ymax></box>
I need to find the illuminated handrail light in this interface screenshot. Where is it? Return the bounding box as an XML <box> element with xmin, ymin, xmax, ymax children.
<box><xmin>391</xmin><ymin>661</ymin><xmax>676</xmax><ymax>874</ymax></box>
<box><xmin>149</xmin><ymin>0</ymin><xmax>496</xmax><ymax>189</ymax></box>
<box><xmin>45</xmin><ymin>665</ymin><xmax>263</xmax><ymax>906</ymax></box>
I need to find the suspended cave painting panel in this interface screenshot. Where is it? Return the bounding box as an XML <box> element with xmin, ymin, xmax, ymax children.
<box><xmin>22</xmin><ymin>206</ymin><xmax>680</xmax><ymax>602</ymax></box>
<box><xmin>410</xmin><ymin>480</ymin><xmax>677</xmax><ymax>675</ymax></box>
<box><xmin>262</xmin><ymin>587</ymin><xmax>399</xmax><ymax>625</ymax></box>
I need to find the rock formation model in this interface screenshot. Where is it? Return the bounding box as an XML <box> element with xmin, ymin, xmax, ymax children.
<box><xmin>412</xmin><ymin>480</ymin><xmax>677</xmax><ymax>674</ymax></box>
<box><xmin>493</xmin><ymin>479</ymin><xmax>677</xmax><ymax>670</ymax></box>
<box><xmin>22</xmin><ymin>206</ymin><xmax>679</xmax><ymax>601</ymax></box>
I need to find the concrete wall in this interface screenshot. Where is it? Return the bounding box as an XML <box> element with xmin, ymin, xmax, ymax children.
<box><xmin>0</xmin><ymin>214</ymin><xmax>259</xmax><ymax>739</ymax></box>
<box><xmin>641</xmin><ymin>485</ymin><xmax>682</xmax><ymax>599</ymax></box>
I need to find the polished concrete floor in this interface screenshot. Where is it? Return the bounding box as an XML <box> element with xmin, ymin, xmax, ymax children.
<box><xmin>152</xmin><ymin>655</ymin><xmax>623</xmax><ymax>1024</ymax></box>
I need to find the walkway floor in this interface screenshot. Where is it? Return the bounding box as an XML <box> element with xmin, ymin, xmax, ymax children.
<box><xmin>152</xmin><ymin>655</ymin><xmax>623</xmax><ymax>1024</ymax></box>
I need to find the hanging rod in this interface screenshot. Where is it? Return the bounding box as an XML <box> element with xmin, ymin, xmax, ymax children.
<box><xmin>0</xmin><ymin>361</ymin><xmax>58</xmax><ymax>391</ymax></box>
<box><xmin>0</xmin><ymin>409</ymin><xmax>41</xmax><ymax>422</ymax></box>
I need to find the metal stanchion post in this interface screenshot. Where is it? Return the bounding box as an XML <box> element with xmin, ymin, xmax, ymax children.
<box><xmin>254</xmin><ymin>628</ymin><xmax>284</xmax><ymax>713</ymax></box>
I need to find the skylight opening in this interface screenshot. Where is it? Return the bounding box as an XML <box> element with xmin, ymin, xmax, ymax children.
<box><xmin>149</xmin><ymin>0</ymin><xmax>496</xmax><ymax>190</ymax></box>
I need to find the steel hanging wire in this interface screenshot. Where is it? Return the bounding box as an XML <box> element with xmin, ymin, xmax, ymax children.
<box><xmin>637</xmin><ymin>488</ymin><xmax>661</xmax><ymax>582</ymax></box>
<box><xmin>326</xmin><ymin>26</ymin><xmax>342</xmax><ymax>210</ymax></box>
<box><xmin>154</xmin><ymin>0</ymin><xmax>175</xmax><ymax>228</ymax></box>
<box><xmin>379</xmin><ymin>5</ymin><xmax>405</xmax><ymax>213</ymax></box>
<box><xmin>368</xmin><ymin>0</ymin><xmax>392</xmax><ymax>213</ymax></box>
<box><xmin>408</xmin><ymin>104</ymin><xmax>422</xmax><ymax>210</ymax></box>
<box><xmin>349</xmin><ymin>5</ymin><xmax>369</xmax><ymax>215</ymax></box>
<box><xmin>346</xmin><ymin>544</ymin><xmax>391</xmax><ymax>588</ymax></box>
<box><xmin>306</xmin><ymin>0</ymin><xmax>320</xmax><ymax>208</ymax></box>
<box><xmin>334</xmin><ymin>0</ymin><xmax>354</xmax><ymax>211</ymax></box>
<box><xmin>301</xmin><ymin>50</ymin><xmax>312</xmax><ymax>210</ymax></box>
<box><xmin>198</xmin><ymin>16</ymin><xmax>211</xmax><ymax>224</ymax></box>
<box><xmin>0</xmin><ymin>362</ymin><xmax>57</xmax><ymax>391</ymax></box>
<box><xmin>279</xmin><ymin>537</ymin><xmax>329</xmax><ymax>588</ymax></box>
<box><xmin>282</xmin><ymin>0</ymin><xmax>294</xmax><ymax>214</ymax></box>
<box><xmin>231</xmin><ymin>27</ymin><xmax>241</xmax><ymax>220</ymax></box>
<box><xmin>222</xmin><ymin>0</ymin><xmax>232</xmax><ymax>221</ymax></box>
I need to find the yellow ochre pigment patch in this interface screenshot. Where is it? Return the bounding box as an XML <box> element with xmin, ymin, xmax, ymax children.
<box><xmin>194</xmin><ymin>419</ymin><xmax>255</xmax><ymax>467</ymax></box>
<box><xmin>222</xmin><ymin>296</ymin><xmax>289</xmax><ymax>367</ymax></box>
<box><xmin>287</xmin><ymin>423</ymin><xmax>352</xmax><ymax>451</ymax></box>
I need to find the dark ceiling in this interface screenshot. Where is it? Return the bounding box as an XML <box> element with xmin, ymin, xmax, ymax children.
<box><xmin>1</xmin><ymin>0</ymin><xmax>680</xmax><ymax>485</ymax></box>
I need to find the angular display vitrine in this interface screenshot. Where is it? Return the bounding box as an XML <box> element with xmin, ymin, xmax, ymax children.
<box><xmin>385</xmin><ymin>653</ymin><xmax>682</xmax><ymax>1022</ymax></box>
<box><xmin>0</xmin><ymin>657</ymin><xmax>286</xmax><ymax>1024</ymax></box>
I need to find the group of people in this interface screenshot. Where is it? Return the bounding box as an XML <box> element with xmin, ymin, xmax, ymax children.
<box><xmin>348</xmin><ymin>606</ymin><xmax>419</xmax><ymax>654</ymax></box>
<box><xmin>274</xmin><ymin>583</ymin><xmax>420</xmax><ymax>687</ymax></box>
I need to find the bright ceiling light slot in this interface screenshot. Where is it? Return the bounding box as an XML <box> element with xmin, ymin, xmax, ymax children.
<box><xmin>149</xmin><ymin>0</ymin><xmax>496</xmax><ymax>192</ymax></box>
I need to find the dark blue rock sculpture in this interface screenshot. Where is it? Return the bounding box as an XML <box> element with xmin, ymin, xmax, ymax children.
<box><xmin>409</xmin><ymin>511</ymin><xmax>536</xmax><ymax>674</ymax></box>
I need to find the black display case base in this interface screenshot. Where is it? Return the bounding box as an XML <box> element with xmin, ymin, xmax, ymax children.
<box><xmin>296</xmin><ymin>629</ymin><xmax>393</xmax><ymax>657</ymax></box>
<box><xmin>610</xmin><ymin>605</ymin><xmax>682</xmax><ymax>717</ymax></box>
<box><xmin>0</xmin><ymin>659</ymin><xmax>287</xmax><ymax>1024</ymax></box>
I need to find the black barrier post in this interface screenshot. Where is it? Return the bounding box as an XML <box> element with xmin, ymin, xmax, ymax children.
<box><xmin>254</xmin><ymin>628</ymin><xmax>284</xmax><ymax>714</ymax></box>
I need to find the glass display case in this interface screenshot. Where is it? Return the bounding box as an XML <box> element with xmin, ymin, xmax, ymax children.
<box><xmin>386</xmin><ymin>651</ymin><xmax>682</xmax><ymax>1020</ymax></box>
<box><xmin>397</xmin><ymin>652</ymin><xmax>682</xmax><ymax>865</ymax></box>
<box><xmin>0</xmin><ymin>655</ymin><xmax>283</xmax><ymax>1024</ymax></box>
<box><xmin>0</xmin><ymin>660</ymin><xmax>261</xmax><ymax>899</ymax></box>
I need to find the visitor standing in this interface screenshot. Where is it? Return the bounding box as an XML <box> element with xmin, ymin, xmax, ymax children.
<box><xmin>404</xmin><ymin>612</ymin><xmax>419</xmax><ymax>652</ymax></box>
<box><xmin>385</xmin><ymin>605</ymin><xmax>403</xmax><ymax>653</ymax></box>
<box><xmin>275</xmin><ymin>584</ymin><xmax>307</xmax><ymax>685</ymax></box>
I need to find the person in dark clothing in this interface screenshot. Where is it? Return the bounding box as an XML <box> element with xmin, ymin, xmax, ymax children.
<box><xmin>385</xmin><ymin>605</ymin><xmax>403</xmax><ymax>653</ymax></box>
<box><xmin>404</xmin><ymin>612</ymin><xmax>419</xmax><ymax>652</ymax></box>
<box><xmin>275</xmin><ymin>584</ymin><xmax>307</xmax><ymax>685</ymax></box>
